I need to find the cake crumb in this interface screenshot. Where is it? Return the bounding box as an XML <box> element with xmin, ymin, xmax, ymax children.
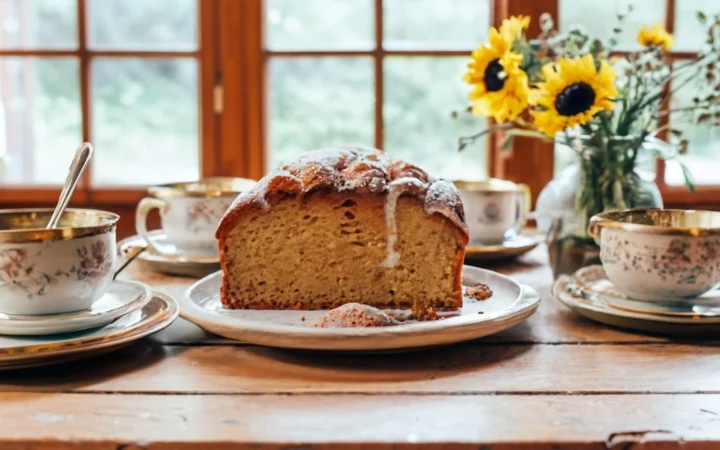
<box><xmin>314</xmin><ymin>303</ymin><xmax>399</xmax><ymax>328</ymax></box>
<box><xmin>301</xmin><ymin>315</ymin><xmax>306</xmax><ymax>322</ymax></box>
<box><xmin>466</xmin><ymin>283</ymin><xmax>493</xmax><ymax>301</ymax></box>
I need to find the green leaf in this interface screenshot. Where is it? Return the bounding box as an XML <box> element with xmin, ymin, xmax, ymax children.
<box><xmin>679</xmin><ymin>161</ymin><xmax>696</xmax><ymax>194</ymax></box>
<box><xmin>500</xmin><ymin>135</ymin><xmax>515</xmax><ymax>152</ymax></box>
<box><xmin>697</xmin><ymin>11</ymin><xmax>707</xmax><ymax>23</ymax></box>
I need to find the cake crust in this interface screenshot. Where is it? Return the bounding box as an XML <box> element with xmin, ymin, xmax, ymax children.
<box><xmin>216</xmin><ymin>147</ymin><xmax>468</xmax><ymax>243</ymax></box>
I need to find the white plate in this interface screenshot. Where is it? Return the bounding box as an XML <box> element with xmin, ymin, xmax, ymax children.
<box><xmin>118</xmin><ymin>232</ymin><xmax>220</xmax><ymax>277</ymax></box>
<box><xmin>0</xmin><ymin>280</ymin><xmax>153</xmax><ymax>336</ymax></box>
<box><xmin>465</xmin><ymin>234</ymin><xmax>543</xmax><ymax>262</ymax></box>
<box><xmin>0</xmin><ymin>291</ymin><xmax>179</xmax><ymax>370</ymax></box>
<box><xmin>553</xmin><ymin>274</ymin><xmax>720</xmax><ymax>335</ymax></box>
<box><xmin>180</xmin><ymin>266</ymin><xmax>540</xmax><ymax>351</ymax></box>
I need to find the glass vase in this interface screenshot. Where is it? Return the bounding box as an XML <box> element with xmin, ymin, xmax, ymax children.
<box><xmin>539</xmin><ymin>135</ymin><xmax>664</xmax><ymax>279</ymax></box>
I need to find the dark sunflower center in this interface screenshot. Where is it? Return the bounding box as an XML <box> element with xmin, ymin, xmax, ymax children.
<box><xmin>483</xmin><ymin>59</ymin><xmax>505</xmax><ymax>92</ymax></box>
<box><xmin>554</xmin><ymin>82</ymin><xmax>596</xmax><ymax>116</ymax></box>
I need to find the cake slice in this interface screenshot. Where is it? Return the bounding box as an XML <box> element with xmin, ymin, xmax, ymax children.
<box><xmin>215</xmin><ymin>147</ymin><xmax>469</xmax><ymax>318</ymax></box>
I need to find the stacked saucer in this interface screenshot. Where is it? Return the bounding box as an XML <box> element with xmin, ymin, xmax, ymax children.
<box><xmin>0</xmin><ymin>280</ymin><xmax>152</xmax><ymax>336</ymax></box>
<box><xmin>465</xmin><ymin>233</ymin><xmax>543</xmax><ymax>263</ymax></box>
<box><xmin>554</xmin><ymin>265</ymin><xmax>720</xmax><ymax>335</ymax></box>
<box><xmin>119</xmin><ymin>231</ymin><xmax>220</xmax><ymax>277</ymax></box>
<box><xmin>0</xmin><ymin>291</ymin><xmax>178</xmax><ymax>370</ymax></box>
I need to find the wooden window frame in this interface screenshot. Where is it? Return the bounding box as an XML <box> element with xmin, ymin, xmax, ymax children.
<box><xmin>0</xmin><ymin>0</ymin><xmax>219</xmax><ymax>207</ymax></box>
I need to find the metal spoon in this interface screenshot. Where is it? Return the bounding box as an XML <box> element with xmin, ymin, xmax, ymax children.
<box><xmin>46</xmin><ymin>142</ymin><xmax>94</xmax><ymax>229</ymax></box>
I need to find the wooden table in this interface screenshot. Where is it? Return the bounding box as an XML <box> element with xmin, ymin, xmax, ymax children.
<box><xmin>1</xmin><ymin>246</ymin><xmax>719</xmax><ymax>449</ymax></box>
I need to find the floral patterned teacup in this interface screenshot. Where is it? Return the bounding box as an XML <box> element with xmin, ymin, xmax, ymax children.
<box><xmin>135</xmin><ymin>177</ymin><xmax>256</xmax><ymax>256</ymax></box>
<box><xmin>589</xmin><ymin>209</ymin><xmax>720</xmax><ymax>301</ymax></box>
<box><xmin>0</xmin><ymin>208</ymin><xmax>118</xmax><ymax>315</ymax></box>
<box><xmin>453</xmin><ymin>179</ymin><xmax>531</xmax><ymax>245</ymax></box>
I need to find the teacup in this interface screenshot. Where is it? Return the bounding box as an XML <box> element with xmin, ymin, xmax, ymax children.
<box><xmin>135</xmin><ymin>177</ymin><xmax>256</xmax><ymax>255</ymax></box>
<box><xmin>589</xmin><ymin>209</ymin><xmax>720</xmax><ymax>301</ymax></box>
<box><xmin>0</xmin><ymin>208</ymin><xmax>119</xmax><ymax>315</ymax></box>
<box><xmin>453</xmin><ymin>179</ymin><xmax>531</xmax><ymax>245</ymax></box>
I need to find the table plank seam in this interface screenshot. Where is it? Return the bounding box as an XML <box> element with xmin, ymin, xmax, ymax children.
<box><xmin>155</xmin><ymin>340</ymin><xmax>691</xmax><ymax>347</ymax></box>
<box><xmin>9</xmin><ymin>390</ymin><xmax>720</xmax><ymax>396</ymax></box>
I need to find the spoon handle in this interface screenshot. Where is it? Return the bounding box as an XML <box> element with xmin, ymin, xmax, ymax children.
<box><xmin>46</xmin><ymin>142</ymin><xmax>94</xmax><ymax>229</ymax></box>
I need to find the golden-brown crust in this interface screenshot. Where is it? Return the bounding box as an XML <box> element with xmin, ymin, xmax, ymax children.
<box><xmin>216</xmin><ymin>147</ymin><xmax>469</xmax><ymax>244</ymax></box>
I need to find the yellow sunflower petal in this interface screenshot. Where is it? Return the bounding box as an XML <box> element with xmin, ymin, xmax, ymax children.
<box><xmin>500</xmin><ymin>15</ymin><xmax>530</xmax><ymax>43</ymax></box>
<box><xmin>637</xmin><ymin>23</ymin><xmax>673</xmax><ymax>51</ymax></box>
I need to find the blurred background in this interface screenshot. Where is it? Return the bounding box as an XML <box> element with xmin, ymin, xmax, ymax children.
<box><xmin>0</xmin><ymin>0</ymin><xmax>717</xmax><ymax>236</ymax></box>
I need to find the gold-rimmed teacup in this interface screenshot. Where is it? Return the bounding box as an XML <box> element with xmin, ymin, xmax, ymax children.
<box><xmin>135</xmin><ymin>177</ymin><xmax>256</xmax><ymax>256</ymax></box>
<box><xmin>589</xmin><ymin>209</ymin><xmax>720</xmax><ymax>301</ymax></box>
<box><xmin>453</xmin><ymin>179</ymin><xmax>531</xmax><ymax>245</ymax></box>
<box><xmin>0</xmin><ymin>208</ymin><xmax>119</xmax><ymax>315</ymax></box>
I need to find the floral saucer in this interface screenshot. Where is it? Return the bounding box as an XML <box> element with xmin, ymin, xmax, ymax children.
<box><xmin>553</xmin><ymin>267</ymin><xmax>720</xmax><ymax>335</ymax></box>
<box><xmin>118</xmin><ymin>231</ymin><xmax>220</xmax><ymax>277</ymax></box>
<box><xmin>571</xmin><ymin>265</ymin><xmax>720</xmax><ymax>317</ymax></box>
<box><xmin>465</xmin><ymin>234</ymin><xmax>543</xmax><ymax>263</ymax></box>
<box><xmin>0</xmin><ymin>291</ymin><xmax>178</xmax><ymax>370</ymax></box>
<box><xmin>0</xmin><ymin>280</ymin><xmax>152</xmax><ymax>336</ymax></box>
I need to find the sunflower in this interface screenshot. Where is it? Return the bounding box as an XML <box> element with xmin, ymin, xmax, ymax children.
<box><xmin>463</xmin><ymin>26</ymin><xmax>529</xmax><ymax>123</ymax></box>
<box><xmin>530</xmin><ymin>54</ymin><xmax>618</xmax><ymax>136</ymax></box>
<box><xmin>637</xmin><ymin>23</ymin><xmax>673</xmax><ymax>52</ymax></box>
<box><xmin>500</xmin><ymin>15</ymin><xmax>530</xmax><ymax>43</ymax></box>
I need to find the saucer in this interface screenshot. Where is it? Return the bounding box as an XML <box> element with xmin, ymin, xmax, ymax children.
<box><xmin>465</xmin><ymin>234</ymin><xmax>543</xmax><ymax>263</ymax></box>
<box><xmin>571</xmin><ymin>265</ymin><xmax>720</xmax><ymax>318</ymax></box>
<box><xmin>553</xmin><ymin>271</ymin><xmax>720</xmax><ymax>335</ymax></box>
<box><xmin>180</xmin><ymin>266</ymin><xmax>540</xmax><ymax>352</ymax></box>
<box><xmin>0</xmin><ymin>280</ymin><xmax>153</xmax><ymax>336</ymax></box>
<box><xmin>0</xmin><ymin>291</ymin><xmax>179</xmax><ymax>370</ymax></box>
<box><xmin>119</xmin><ymin>231</ymin><xmax>220</xmax><ymax>277</ymax></box>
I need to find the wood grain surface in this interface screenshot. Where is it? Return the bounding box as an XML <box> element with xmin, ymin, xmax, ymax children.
<box><xmin>1</xmin><ymin>245</ymin><xmax>719</xmax><ymax>449</ymax></box>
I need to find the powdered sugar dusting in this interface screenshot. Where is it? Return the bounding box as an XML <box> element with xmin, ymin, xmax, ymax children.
<box><xmin>313</xmin><ymin>303</ymin><xmax>400</xmax><ymax>328</ymax></box>
<box><xmin>425</xmin><ymin>179</ymin><xmax>465</xmax><ymax>224</ymax></box>
<box><xmin>216</xmin><ymin>146</ymin><xmax>468</xmax><ymax>243</ymax></box>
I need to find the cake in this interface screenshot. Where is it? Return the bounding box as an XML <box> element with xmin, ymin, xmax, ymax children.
<box><xmin>215</xmin><ymin>147</ymin><xmax>469</xmax><ymax>318</ymax></box>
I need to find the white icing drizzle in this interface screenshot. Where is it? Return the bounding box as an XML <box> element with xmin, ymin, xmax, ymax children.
<box><xmin>380</xmin><ymin>177</ymin><xmax>427</xmax><ymax>268</ymax></box>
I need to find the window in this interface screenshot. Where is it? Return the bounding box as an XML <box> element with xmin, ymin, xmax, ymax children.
<box><xmin>264</xmin><ymin>0</ymin><xmax>491</xmax><ymax>181</ymax></box>
<box><xmin>0</xmin><ymin>0</ymin><xmax>210</xmax><ymax>204</ymax></box>
<box><xmin>556</xmin><ymin>0</ymin><xmax>720</xmax><ymax>205</ymax></box>
<box><xmin>2</xmin><ymin>0</ymin><xmax>717</xmax><ymax>215</ymax></box>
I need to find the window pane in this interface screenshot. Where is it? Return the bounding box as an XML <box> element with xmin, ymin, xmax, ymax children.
<box><xmin>384</xmin><ymin>57</ymin><xmax>486</xmax><ymax>180</ymax></box>
<box><xmin>0</xmin><ymin>58</ymin><xmax>81</xmax><ymax>185</ymax></box>
<box><xmin>266</xmin><ymin>0</ymin><xmax>373</xmax><ymax>50</ymax></box>
<box><xmin>0</xmin><ymin>0</ymin><xmax>77</xmax><ymax>49</ymax></box>
<box><xmin>383</xmin><ymin>0</ymin><xmax>490</xmax><ymax>50</ymax></box>
<box><xmin>88</xmin><ymin>0</ymin><xmax>197</xmax><ymax>50</ymax></box>
<box><xmin>91</xmin><ymin>58</ymin><xmax>198</xmax><ymax>186</ymax></box>
<box><xmin>559</xmin><ymin>0</ymin><xmax>665</xmax><ymax>51</ymax></box>
<box><xmin>665</xmin><ymin>64</ymin><xmax>720</xmax><ymax>186</ymax></box>
<box><xmin>674</xmin><ymin>1</ymin><xmax>720</xmax><ymax>51</ymax></box>
<box><xmin>268</xmin><ymin>57</ymin><xmax>374</xmax><ymax>169</ymax></box>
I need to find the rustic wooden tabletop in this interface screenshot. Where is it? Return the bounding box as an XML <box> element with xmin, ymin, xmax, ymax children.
<box><xmin>1</xmin><ymin>246</ymin><xmax>719</xmax><ymax>449</ymax></box>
